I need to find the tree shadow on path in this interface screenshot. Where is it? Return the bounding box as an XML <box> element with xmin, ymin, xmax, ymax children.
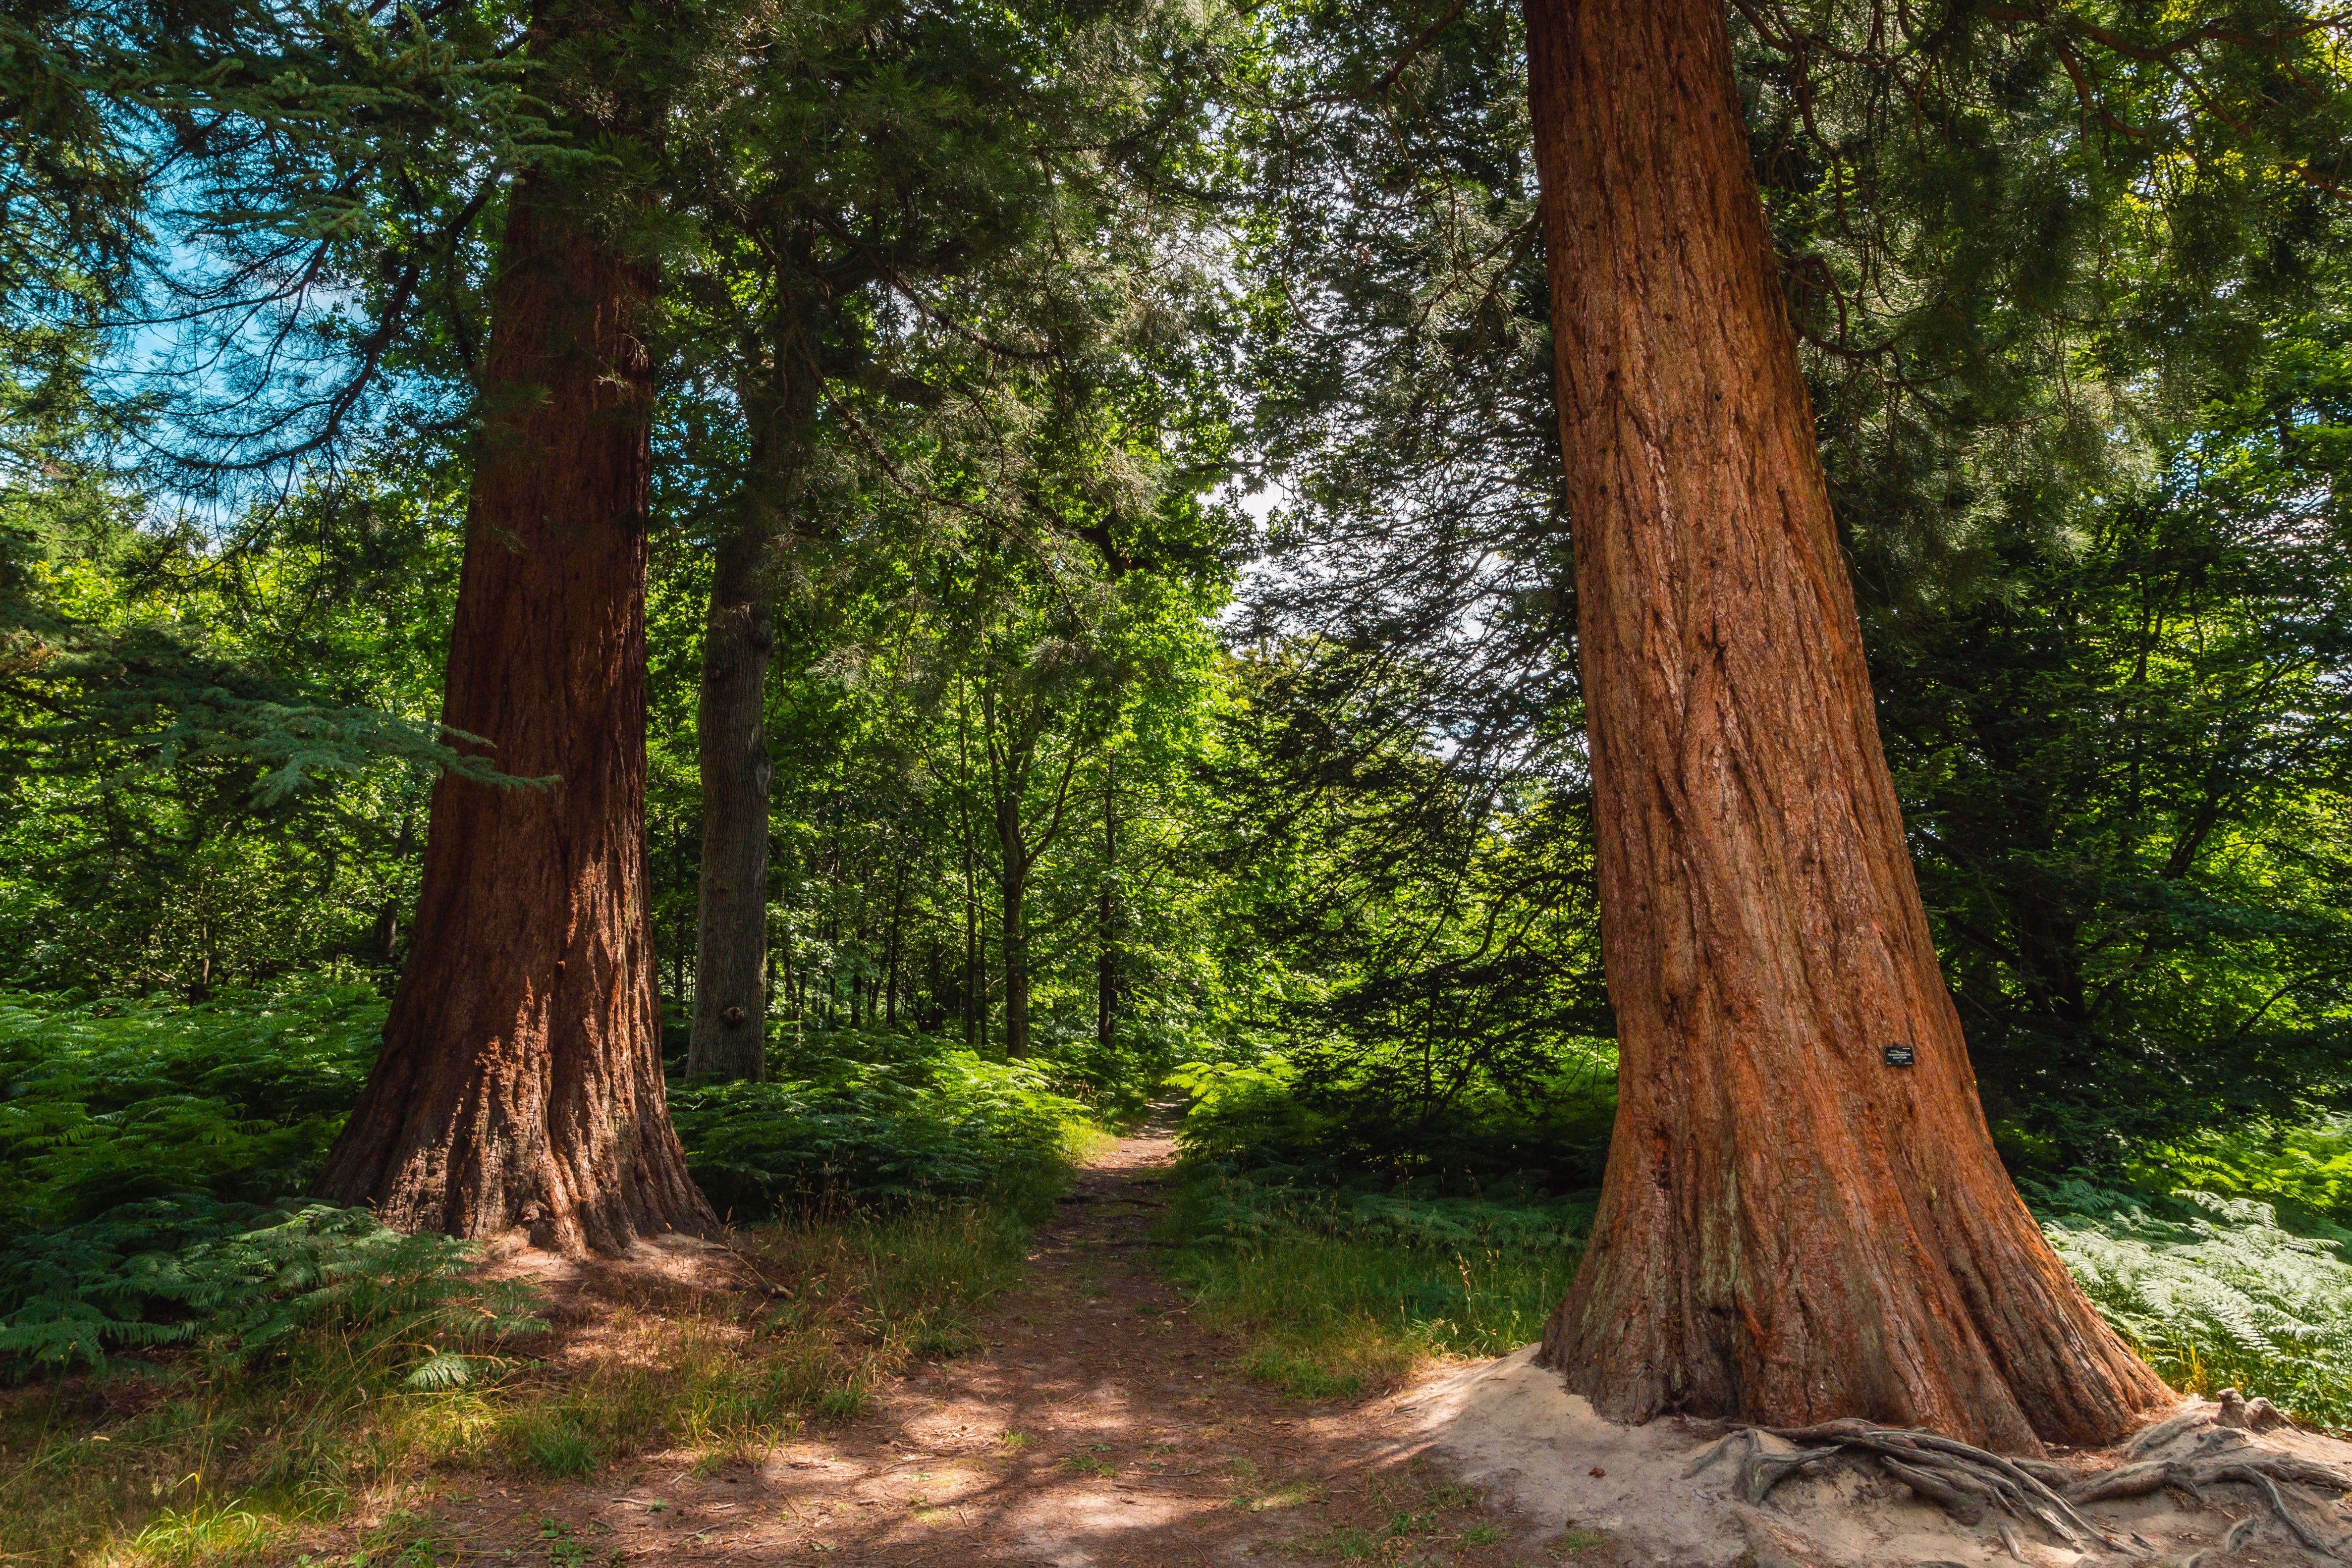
<box><xmin>431</xmin><ymin>1113</ymin><xmax>1591</xmax><ymax>1568</ymax></box>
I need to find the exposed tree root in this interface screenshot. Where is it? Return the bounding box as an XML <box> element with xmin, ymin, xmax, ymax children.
<box><xmin>1685</xmin><ymin>1398</ymin><xmax>2352</xmax><ymax>1562</ymax></box>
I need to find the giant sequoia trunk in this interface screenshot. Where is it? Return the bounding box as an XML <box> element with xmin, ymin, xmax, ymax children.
<box><xmin>1524</xmin><ymin>0</ymin><xmax>2167</xmax><ymax>1450</ymax></box>
<box><xmin>684</xmin><ymin>526</ymin><xmax>774</xmax><ymax>1081</ymax></box>
<box><xmin>311</xmin><ymin>167</ymin><xmax>714</xmax><ymax>1252</ymax></box>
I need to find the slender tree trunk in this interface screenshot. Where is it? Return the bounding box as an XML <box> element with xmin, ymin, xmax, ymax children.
<box><xmin>884</xmin><ymin>864</ymin><xmax>905</xmax><ymax>1028</ymax></box>
<box><xmin>684</xmin><ymin>525</ymin><xmax>773</xmax><ymax>1080</ymax></box>
<box><xmin>689</xmin><ymin>369</ymin><xmax>810</xmax><ymax>1079</ymax></box>
<box><xmin>1096</xmin><ymin>760</ymin><xmax>1118</xmax><ymax>1055</ymax></box>
<box><xmin>312</xmin><ymin>160</ymin><xmax>714</xmax><ymax>1252</ymax></box>
<box><xmin>999</xmin><ymin>812</ymin><xmax>1031</xmax><ymax>1058</ymax></box>
<box><xmin>373</xmin><ymin>809</ymin><xmax>418</xmax><ymax>964</ymax></box>
<box><xmin>1524</xmin><ymin>0</ymin><xmax>2166</xmax><ymax>1450</ymax></box>
<box><xmin>373</xmin><ymin>897</ymin><xmax>400</xmax><ymax>965</ymax></box>
<box><xmin>959</xmin><ymin>720</ymin><xmax>981</xmax><ymax>1047</ymax></box>
<box><xmin>777</xmin><ymin>924</ymin><xmax>794</xmax><ymax>1024</ymax></box>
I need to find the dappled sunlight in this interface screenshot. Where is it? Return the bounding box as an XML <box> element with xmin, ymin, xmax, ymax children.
<box><xmin>323</xmin><ymin>1120</ymin><xmax>1560</xmax><ymax>1568</ymax></box>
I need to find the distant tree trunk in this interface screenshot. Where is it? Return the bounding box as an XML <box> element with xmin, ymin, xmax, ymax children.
<box><xmin>372</xmin><ymin>899</ymin><xmax>399</xmax><ymax>964</ymax></box>
<box><xmin>688</xmin><ymin>369</ymin><xmax>811</xmax><ymax>1080</ymax></box>
<box><xmin>975</xmin><ymin>684</ymin><xmax>1081</xmax><ymax>1062</ymax></box>
<box><xmin>959</xmin><ymin>698</ymin><xmax>982</xmax><ymax>1046</ymax></box>
<box><xmin>373</xmin><ymin>809</ymin><xmax>419</xmax><ymax>964</ymax></box>
<box><xmin>997</xmin><ymin>802</ymin><xmax>1032</xmax><ymax>1058</ymax></box>
<box><xmin>684</xmin><ymin>524</ymin><xmax>773</xmax><ymax>1081</ymax></box>
<box><xmin>777</xmin><ymin>924</ymin><xmax>794</xmax><ymax>1025</ymax></box>
<box><xmin>1095</xmin><ymin>759</ymin><xmax>1118</xmax><ymax>1055</ymax></box>
<box><xmin>883</xmin><ymin>864</ymin><xmax>905</xmax><ymax>1028</ymax></box>
<box><xmin>1524</xmin><ymin>0</ymin><xmax>2167</xmax><ymax>1450</ymax></box>
<box><xmin>312</xmin><ymin>157</ymin><xmax>713</xmax><ymax>1251</ymax></box>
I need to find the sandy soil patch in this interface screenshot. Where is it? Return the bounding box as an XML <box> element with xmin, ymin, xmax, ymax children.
<box><xmin>1402</xmin><ymin>1346</ymin><xmax>2352</xmax><ymax>1567</ymax></box>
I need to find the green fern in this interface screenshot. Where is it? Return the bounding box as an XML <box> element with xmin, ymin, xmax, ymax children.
<box><xmin>2032</xmin><ymin>1178</ymin><xmax>2352</xmax><ymax>1427</ymax></box>
<box><xmin>0</xmin><ymin>1197</ymin><xmax>544</xmax><ymax>1381</ymax></box>
<box><xmin>0</xmin><ymin>980</ymin><xmax>381</xmax><ymax>1231</ymax></box>
<box><xmin>669</xmin><ymin>1041</ymin><xmax>1093</xmax><ymax>1218</ymax></box>
<box><xmin>404</xmin><ymin>1352</ymin><xmax>478</xmax><ymax>1390</ymax></box>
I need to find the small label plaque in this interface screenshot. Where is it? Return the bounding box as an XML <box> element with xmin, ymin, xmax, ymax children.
<box><xmin>1884</xmin><ymin>1045</ymin><xmax>1916</xmax><ymax>1068</ymax></box>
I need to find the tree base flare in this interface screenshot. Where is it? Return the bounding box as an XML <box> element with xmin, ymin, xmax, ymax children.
<box><xmin>1690</xmin><ymin>1405</ymin><xmax>2352</xmax><ymax>1562</ymax></box>
<box><xmin>1397</xmin><ymin>1347</ymin><xmax>2352</xmax><ymax>1568</ymax></box>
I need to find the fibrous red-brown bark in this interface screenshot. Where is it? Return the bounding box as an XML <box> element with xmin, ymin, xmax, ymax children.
<box><xmin>1524</xmin><ymin>0</ymin><xmax>2169</xmax><ymax>1450</ymax></box>
<box><xmin>311</xmin><ymin>171</ymin><xmax>715</xmax><ymax>1253</ymax></box>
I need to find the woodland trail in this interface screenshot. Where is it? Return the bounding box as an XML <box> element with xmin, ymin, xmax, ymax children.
<box><xmin>430</xmin><ymin>1113</ymin><xmax>1568</xmax><ymax>1568</ymax></box>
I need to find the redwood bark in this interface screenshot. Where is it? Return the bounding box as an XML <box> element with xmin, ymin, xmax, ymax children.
<box><xmin>684</xmin><ymin>526</ymin><xmax>774</xmax><ymax>1081</ymax></box>
<box><xmin>311</xmin><ymin>171</ymin><xmax>714</xmax><ymax>1252</ymax></box>
<box><xmin>1524</xmin><ymin>0</ymin><xmax>2167</xmax><ymax>1450</ymax></box>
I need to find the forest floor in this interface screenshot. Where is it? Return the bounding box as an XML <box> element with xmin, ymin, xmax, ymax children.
<box><xmin>16</xmin><ymin>1115</ymin><xmax>2352</xmax><ymax>1567</ymax></box>
<box><xmin>373</xmin><ymin>1114</ymin><xmax>1585</xmax><ymax>1568</ymax></box>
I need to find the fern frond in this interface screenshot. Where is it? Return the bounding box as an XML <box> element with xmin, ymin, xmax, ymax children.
<box><xmin>404</xmin><ymin>1352</ymin><xmax>474</xmax><ymax>1390</ymax></box>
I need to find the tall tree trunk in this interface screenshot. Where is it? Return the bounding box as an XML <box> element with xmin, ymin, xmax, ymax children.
<box><xmin>684</xmin><ymin>525</ymin><xmax>773</xmax><ymax>1080</ymax></box>
<box><xmin>689</xmin><ymin>369</ymin><xmax>810</xmax><ymax>1079</ymax></box>
<box><xmin>1524</xmin><ymin>0</ymin><xmax>2166</xmax><ymax>1450</ymax></box>
<box><xmin>1096</xmin><ymin>759</ymin><xmax>1118</xmax><ymax>1056</ymax></box>
<box><xmin>311</xmin><ymin>162</ymin><xmax>714</xmax><ymax>1252</ymax></box>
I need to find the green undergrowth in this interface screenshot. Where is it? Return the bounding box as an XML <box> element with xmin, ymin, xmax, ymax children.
<box><xmin>670</xmin><ymin>1029</ymin><xmax>1098</xmax><ymax>1219</ymax></box>
<box><xmin>2031</xmin><ymin>1177</ymin><xmax>2352</xmax><ymax>1429</ymax></box>
<box><xmin>2133</xmin><ymin>1116</ymin><xmax>2352</xmax><ymax>1231</ymax></box>
<box><xmin>0</xmin><ymin>983</ymin><xmax>511</xmax><ymax>1388</ymax></box>
<box><xmin>0</xmin><ymin>984</ymin><xmax>1089</xmax><ymax>1567</ymax></box>
<box><xmin>0</xmin><ymin>1192</ymin><xmax>1046</xmax><ymax>1568</ymax></box>
<box><xmin>0</xmin><ymin>982</ymin><xmax>383</xmax><ymax>1233</ymax></box>
<box><xmin>0</xmin><ymin>1199</ymin><xmax>544</xmax><ymax>1383</ymax></box>
<box><xmin>1160</xmin><ymin>1052</ymin><xmax>1599</xmax><ymax>1401</ymax></box>
<box><xmin>1168</xmin><ymin>1107</ymin><xmax>2352</xmax><ymax>1428</ymax></box>
<box><xmin>1160</xmin><ymin>1160</ymin><xmax>1587</xmax><ymax>1400</ymax></box>
<box><xmin>1169</xmin><ymin>1050</ymin><xmax>1616</xmax><ymax>1191</ymax></box>
<box><xmin>0</xmin><ymin>987</ymin><xmax>1094</xmax><ymax>1378</ymax></box>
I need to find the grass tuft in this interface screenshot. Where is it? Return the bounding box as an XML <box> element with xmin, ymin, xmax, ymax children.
<box><xmin>1287</xmin><ymin>1523</ymin><xmax>1379</xmax><ymax>1560</ymax></box>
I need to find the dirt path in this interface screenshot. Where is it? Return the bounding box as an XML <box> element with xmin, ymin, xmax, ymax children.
<box><xmin>387</xmin><ymin>1123</ymin><xmax>2352</xmax><ymax>1568</ymax></box>
<box><xmin>447</xmin><ymin>1116</ymin><xmax>1567</xmax><ymax>1568</ymax></box>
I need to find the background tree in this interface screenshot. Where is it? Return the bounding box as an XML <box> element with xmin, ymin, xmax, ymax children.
<box><xmin>655</xmin><ymin>0</ymin><xmax>1238</xmax><ymax>1080</ymax></box>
